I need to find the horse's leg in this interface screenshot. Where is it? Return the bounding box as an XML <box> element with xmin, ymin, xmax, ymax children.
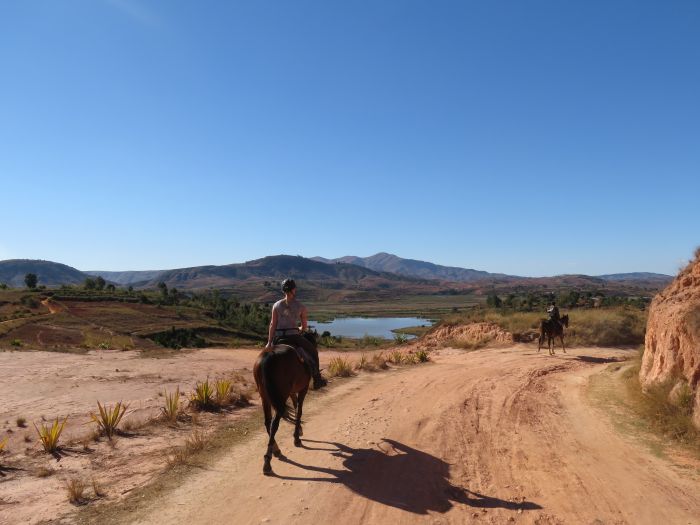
<box><xmin>263</xmin><ymin>411</ymin><xmax>283</xmax><ymax>475</ymax></box>
<box><xmin>262</xmin><ymin>397</ymin><xmax>272</xmax><ymax>436</ymax></box>
<box><xmin>549</xmin><ymin>334</ymin><xmax>554</xmax><ymax>355</ymax></box>
<box><xmin>538</xmin><ymin>325</ymin><xmax>543</xmax><ymax>352</ymax></box>
<box><xmin>294</xmin><ymin>389</ymin><xmax>308</xmax><ymax>447</ymax></box>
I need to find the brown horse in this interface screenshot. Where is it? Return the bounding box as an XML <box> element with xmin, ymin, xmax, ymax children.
<box><xmin>538</xmin><ymin>314</ymin><xmax>569</xmax><ymax>355</ymax></box>
<box><xmin>253</xmin><ymin>344</ymin><xmax>311</xmax><ymax>475</ymax></box>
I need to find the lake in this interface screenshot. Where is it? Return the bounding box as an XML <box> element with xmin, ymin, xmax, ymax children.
<box><xmin>309</xmin><ymin>317</ymin><xmax>432</xmax><ymax>340</ymax></box>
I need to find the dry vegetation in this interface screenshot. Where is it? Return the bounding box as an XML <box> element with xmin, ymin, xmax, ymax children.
<box><xmin>440</xmin><ymin>306</ymin><xmax>647</xmax><ymax>347</ymax></box>
<box><xmin>622</xmin><ymin>355</ymin><xmax>700</xmax><ymax>451</ymax></box>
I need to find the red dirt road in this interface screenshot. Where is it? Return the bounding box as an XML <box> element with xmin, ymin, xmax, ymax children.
<box><xmin>114</xmin><ymin>346</ymin><xmax>700</xmax><ymax>525</ymax></box>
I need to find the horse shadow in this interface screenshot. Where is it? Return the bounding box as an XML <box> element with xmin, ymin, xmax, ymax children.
<box><xmin>274</xmin><ymin>438</ymin><xmax>542</xmax><ymax>515</ymax></box>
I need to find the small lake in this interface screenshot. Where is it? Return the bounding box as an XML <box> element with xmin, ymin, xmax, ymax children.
<box><xmin>309</xmin><ymin>317</ymin><xmax>433</xmax><ymax>340</ymax></box>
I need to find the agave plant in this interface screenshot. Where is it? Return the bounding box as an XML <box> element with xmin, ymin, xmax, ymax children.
<box><xmin>34</xmin><ymin>418</ymin><xmax>68</xmax><ymax>454</ymax></box>
<box><xmin>161</xmin><ymin>387</ymin><xmax>181</xmax><ymax>422</ymax></box>
<box><xmin>190</xmin><ymin>379</ymin><xmax>216</xmax><ymax>410</ymax></box>
<box><xmin>91</xmin><ymin>401</ymin><xmax>129</xmax><ymax>439</ymax></box>
<box><xmin>215</xmin><ymin>379</ymin><xmax>233</xmax><ymax>407</ymax></box>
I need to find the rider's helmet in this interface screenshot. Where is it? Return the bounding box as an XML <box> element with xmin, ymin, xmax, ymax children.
<box><xmin>281</xmin><ymin>278</ymin><xmax>296</xmax><ymax>293</ymax></box>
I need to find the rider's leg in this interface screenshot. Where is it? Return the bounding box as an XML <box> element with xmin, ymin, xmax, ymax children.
<box><xmin>277</xmin><ymin>334</ymin><xmax>327</xmax><ymax>389</ymax></box>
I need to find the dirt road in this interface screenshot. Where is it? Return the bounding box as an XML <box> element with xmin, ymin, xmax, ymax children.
<box><xmin>111</xmin><ymin>346</ymin><xmax>700</xmax><ymax>525</ymax></box>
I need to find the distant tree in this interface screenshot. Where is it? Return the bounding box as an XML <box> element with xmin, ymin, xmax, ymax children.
<box><xmin>128</xmin><ymin>285</ymin><xmax>133</xmax><ymax>293</ymax></box>
<box><xmin>95</xmin><ymin>276</ymin><xmax>106</xmax><ymax>291</ymax></box>
<box><xmin>24</xmin><ymin>273</ymin><xmax>38</xmax><ymax>289</ymax></box>
<box><xmin>84</xmin><ymin>277</ymin><xmax>96</xmax><ymax>290</ymax></box>
<box><xmin>486</xmin><ymin>293</ymin><xmax>502</xmax><ymax>308</ymax></box>
<box><xmin>106</xmin><ymin>284</ymin><xmax>116</xmax><ymax>292</ymax></box>
<box><xmin>0</xmin><ymin>283</ymin><xmax>7</xmax><ymax>290</ymax></box>
<box><xmin>157</xmin><ymin>281</ymin><xmax>168</xmax><ymax>298</ymax></box>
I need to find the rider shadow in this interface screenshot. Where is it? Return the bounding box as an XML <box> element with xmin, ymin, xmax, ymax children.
<box><xmin>276</xmin><ymin>438</ymin><xmax>542</xmax><ymax>515</ymax></box>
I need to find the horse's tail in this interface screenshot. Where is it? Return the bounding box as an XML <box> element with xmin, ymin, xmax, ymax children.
<box><xmin>260</xmin><ymin>351</ymin><xmax>287</xmax><ymax>418</ymax></box>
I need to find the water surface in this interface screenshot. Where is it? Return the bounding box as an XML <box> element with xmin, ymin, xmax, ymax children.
<box><xmin>309</xmin><ymin>317</ymin><xmax>432</xmax><ymax>340</ymax></box>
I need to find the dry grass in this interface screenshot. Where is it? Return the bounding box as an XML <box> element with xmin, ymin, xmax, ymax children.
<box><xmin>0</xmin><ymin>437</ymin><xmax>7</xmax><ymax>454</ymax></box>
<box><xmin>92</xmin><ymin>478</ymin><xmax>106</xmax><ymax>498</ymax></box>
<box><xmin>35</xmin><ymin>465</ymin><xmax>55</xmax><ymax>478</ymax></box>
<box><xmin>166</xmin><ymin>430</ymin><xmax>209</xmax><ymax>467</ymax></box>
<box><xmin>327</xmin><ymin>357</ymin><xmax>354</xmax><ymax>378</ymax></box>
<box><xmin>65</xmin><ymin>478</ymin><xmax>87</xmax><ymax>505</ymax></box>
<box><xmin>414</xmin><ymin>349</ymin><xmax>430</xmax><ymax>362</ymax></box>
<box><xmin>387</xmin><ymin>350</ymin><xmax>405</xmax><ymax>365</ymax></box>
<box><xmin>441</xmin><ymin>306</ymin><xmax>647</xmax><ymax>347</ymax></box>
<box><xmin>623</xmin><ymin>360</ymin><xmax>700</xmax><ymax>450</ymax></box>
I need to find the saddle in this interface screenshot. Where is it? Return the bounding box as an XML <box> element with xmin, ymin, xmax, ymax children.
<box><xmin>274</xmin><ymin>341</ymin><xmax>315</xmax><ymax>374</ymax></box>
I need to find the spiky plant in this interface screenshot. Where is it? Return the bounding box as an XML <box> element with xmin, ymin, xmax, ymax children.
<box><xmin>0</xmin><ymin>437</ymin><xmax>7</xmax><ymax>453</ymax></box>
<box><xmin>161</xmin><ymin>387</ymin><xmax>181</xmax><ymax>422</ymax></box>
<box><xmin>190</xmin><ymin>379</ymin><xmax>216</xmax><ymax>410</ymax></box>
<box><xmin>415</xmin><ymin>350</ymin><xmax>430</xmax><ymax>363</ymax></box>
<box><xmin>215</xmin><ymin>379</ymin><xmax>233</xmax><ymax>407</ymax></box>
<box><xmin>91</xmin><ymin>401</ymin><xmax>128</xmax><ymax>439</ymax></box>
<box><xmin>34</xmin><ymin>418</ymin><xmax>68</xmax><ymax>454</ymax></box>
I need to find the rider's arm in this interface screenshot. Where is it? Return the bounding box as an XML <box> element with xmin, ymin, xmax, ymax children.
<box><xmin>300</xmin><ymin>304</ymin><xmax>308</xmax><ymax>333</ymax></box>
<box><xmin>266</xmin><ymin>308</ymin><xmax>278</xmax><ymax>348</ymax></box>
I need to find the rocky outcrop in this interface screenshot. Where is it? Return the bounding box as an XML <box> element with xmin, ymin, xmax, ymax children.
<box><xmin>640</xmin><ymin>250</ymin><xmax>700</xmax><ymax>427</ymax></box>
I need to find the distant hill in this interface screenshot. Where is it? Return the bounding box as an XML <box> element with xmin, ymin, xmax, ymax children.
<box><xmin>312</xmin><ymin>252</ymin><xmax>515</xmax><ymax>282</ymax></box>
<box><xmin>597</xmin><ymin>272</ymin><xmax>673</xmax><ymax>284</ymax></box>
<box><xmin>85</xmin><ymin>270</ymin><xmax>166</xmax><ymax>285</ymax></box>
<box><xmin>139</xmin><ymin>255</ymin><xmax>420</xmax><ymax>290</ymax></box>
<box><xmin>0</xmin><ymin>259</ymin><xmax>88</xmax><ymax>287</ymax></box>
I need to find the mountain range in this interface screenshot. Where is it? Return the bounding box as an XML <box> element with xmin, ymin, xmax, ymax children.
<box><xmin>0</xmin><ymin>254</ymin><xmax>673</xmax><ymax>295</ymax></box>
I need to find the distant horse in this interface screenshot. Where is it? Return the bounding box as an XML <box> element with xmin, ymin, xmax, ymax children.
<box><xmin>538</xmin><ymin>314</ymin><xmax>569</xmax><ymax>355</ymax></box>
<box><xmin>253</xmin><ymin>335</ymin><xmax>317</xmax><ymax>475</ymax></box>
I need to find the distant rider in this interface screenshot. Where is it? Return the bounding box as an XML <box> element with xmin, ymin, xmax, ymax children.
<box><xmin>547</xmin><ymin>301</ymin><xmax>561</xmax><ymax>327</ymax></box>
<box><xmin>265</xmin><ymin>279</ymin><xmax>327</xmax><ymax>390</ymax></box>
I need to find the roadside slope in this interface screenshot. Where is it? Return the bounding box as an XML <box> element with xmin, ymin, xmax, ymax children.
<box><xmin>103</xmin><ymin>346</ymin><xmax>700</xmax><ymax>525</ymax></box>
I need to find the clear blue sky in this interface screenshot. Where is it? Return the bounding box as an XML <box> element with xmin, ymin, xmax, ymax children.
<box><xmin>1</xmin><ymin>1</ymin><xmax>698</xmax><ymax>276</ymax></box>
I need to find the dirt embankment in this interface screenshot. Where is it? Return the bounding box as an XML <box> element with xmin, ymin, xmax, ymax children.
<box><xmin>641</xmin><ymin>251</ymin><xmax>700</xmax><ymax>426</ymax></box>
<box><xmin>416</xmin><ymin>322</ymin><xmax>513</xmax><ymax>350</ymax></box>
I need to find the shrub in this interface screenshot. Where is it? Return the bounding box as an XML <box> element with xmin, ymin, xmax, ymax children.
<box><xmin>359</xmin><ymin>334</ymin><xmax>383</xmax><ymax>347</ymax></box>
<box><xmin>91</xmin><ymin>401</ymin><xmax>129</xmax><ymax>439</ymax></box>
<box><xmin>327</xmin><ymin>357</ymin><xmax>353</xmax><ymax>378</ymax></box>
<box><xmin>10</xmin><ymin>339</ymin><xmax>22</xmax><ymax>347</ymax></box>
<box><xmin>16</xmin><ymin>417</ymin><xmax>27</xmax><ymax>428</ymax></box>
<box><xmin>393</xmin><ymin>333</ymin><xmax>409</xmax><ymax>345</ymax></box>
<box><xmin>190</xmin><ymin>379</ymin><xmax>216</xmax><ymax>410</ymax></box>
<box><xmin>355</xmin><ymin>353</ymin><xmax>373</xmax><ymax>371</ymax></box>
<box><xmin>34</xmin><ymin>418</ymin><xmax>68</xmax><ymax>454</ymax></box>
<box><xmin>161</xmin><ymin>387</ymin><xmax>181</xmax><ymax>422</ymax></box>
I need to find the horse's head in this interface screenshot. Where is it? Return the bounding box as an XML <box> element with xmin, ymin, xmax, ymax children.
<box><xmin>561</xmin><ymin>314</ymin><xmax>569</xmax><ymax>327</ymax></box>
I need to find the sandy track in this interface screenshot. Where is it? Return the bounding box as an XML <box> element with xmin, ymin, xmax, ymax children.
<box><xmin>96</xmin><ymin>345</ymin><xmax>700</xmax><ymax>525</ymax></box>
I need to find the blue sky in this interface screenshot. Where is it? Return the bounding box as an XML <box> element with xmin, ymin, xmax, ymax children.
<box><xmin>1</xmin><ymin>1</ymin><xmax>698</xmax><ymax>276</ymax></box>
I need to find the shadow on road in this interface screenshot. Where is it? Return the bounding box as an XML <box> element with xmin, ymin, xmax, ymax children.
<box><xmin>575</xmin><ymin>355</ymin><xmax>622</xmax><ymax>364</ymax></box>
<box><xmin>273</xmin><ymin>438</ymin><xmax>542</xmax><ymax>515</ymax></box>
